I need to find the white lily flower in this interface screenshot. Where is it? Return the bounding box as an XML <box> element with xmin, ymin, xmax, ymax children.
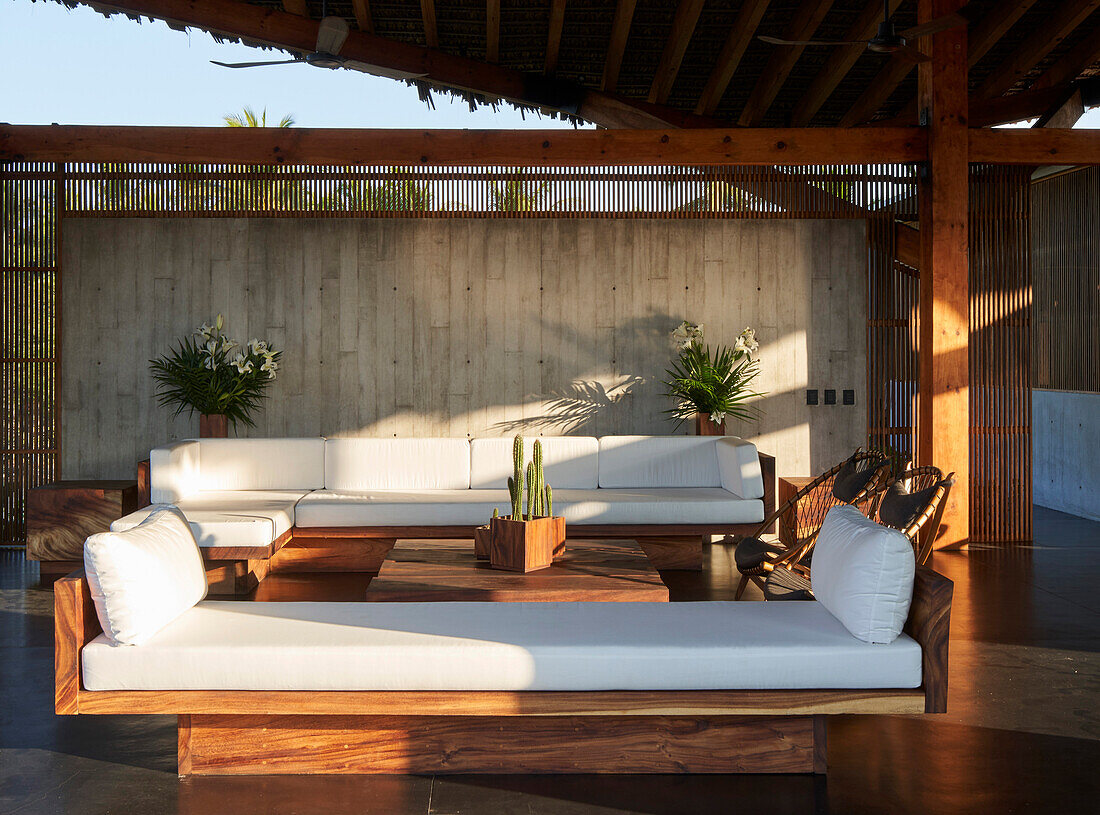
<box><xmin>233</xmin><ymin>353</ymin><xmax>254</xmax><ymax>375</ymax></box>
<box><xmin>220</xmin><ymin>337</ymin><xmax>238</xmax><ymax>353</ymax></box>
<box><xmin>671</xmin><ymin>320</ymin><xmax>703</xmax><ymax>350</ymax></box>
<box><xmin>215</xmin><ymin>314</ymin><xmax>224</xmax><ymax>331</ymax></box>
<box><xmin>260</xmin><ymin>358</ymin><xmax>278</xmax><ymax>380</ymax></box>
<box><xmin>711</xmin><ymin>411</ymin><xmax>726</xmax><ymax>424</ymax></box>
<box><xmin>248</xmin><ymin>339</ymin><xmax>269</xmax><ymax>356</ymax></box>
<box><xmin>203</xmin><ymin>355</ymin><xmax>217</xmax><ymax>370</ymax></box>
<box><xmin>195</xmin><ymin>322</ymin><xmax>214</xmax><ymax>340</ymax></box>
<box><xmin>205</xmin><ymin>340</ymin><xmax>219</xmax><ymax>356</ymax></box>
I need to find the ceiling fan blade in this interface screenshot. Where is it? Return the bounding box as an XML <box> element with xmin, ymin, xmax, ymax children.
<box><xmin>899</xmin><ymin>11</ymin><xmax>969</xmax><ymax>40</ymax></box>
<box><xmin>893</xmin><ymin>43</ymin><xmax>931</xmax><ymax>64</ymax></box>
<box><xmin>757</xmin><ymin>35</ymin><xmax>866</xmax><ymax>47</ymax></box>
<box><xmin>316</xmin><ymin>15</ymin><xmax>350</xmax><ymax>55</ymax></box>
<box><xmin>210</xmin><ymin>59</ymin><xmax>302</xmax><ymax>68</ymax></box>
<box><xmin>343</xmin><ymin>60</ymin><xmax>429</xmax><ymax>80</ymax></box>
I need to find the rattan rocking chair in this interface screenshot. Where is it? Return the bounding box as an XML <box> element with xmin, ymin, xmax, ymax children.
<box><xmin>733</xmin><ymin>450</ymin><xmax>893</xmax><ymax>601</ymax></box>
<box><xmin>760</xmin><ymin>465</ymin><xmax>955</xmax><ymax>601</ymax></box>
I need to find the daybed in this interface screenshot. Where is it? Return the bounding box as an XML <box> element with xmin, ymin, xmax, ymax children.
<box><xmin>57</xmin><ymin>505</ymin><xmax>952</xmax><ymax>777</ymax></box>
<box><xmin>114</xmin><ymin>436</ymin><xmax>775</xmax><ymax>588</ymax></box>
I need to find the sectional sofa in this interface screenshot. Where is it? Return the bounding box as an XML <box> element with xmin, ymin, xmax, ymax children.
<box><xmin>113</xmin><ymin>435</ymin><xmax>775</xmax><ymax>588</ymax></box>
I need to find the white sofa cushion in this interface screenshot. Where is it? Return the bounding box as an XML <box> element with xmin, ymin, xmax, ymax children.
<box><xmin>83</xmin><ymin>506</ymin><xmax>208</xmax><ymax>646</ymax></box>
<box><xmin>599</xmin><ymin>436</ymin><xmax>722</xmax><ymax>488</ymax></box>
<box><xmin>470</xmin><ymin>437</ymin><xmax>599</xmax><ymax>489</ymax></box>
<box><xmin>150</xmin><ymin>440</ymin><xmax>200</xmax><ymax>503</ymax></box>
<box><xmin>295</xmin><ymin>489</ymin><xmax>511</xmax><ymax>527</ymax></box>
<box><xmin>81</xmin><ymin>600</ymin><xmax>922</xmax><ymax>691</ymax></box>
<box><xmin>194</xmin><ymin>438</ymin><xmax>325</xmax><ymax>491</ymax></box>
<box><xmin>553</xmin><ymin>488</ymin><xmax>763</xmax><ymax>525</ymax></box>
<box><xmin>325</xmin><ymin>438</ymin><xmax>471</xmax><ymax>490</ymax></box>
<box><xmin>812</xmin><ymin>506</ymin><xmax>916</xmax><ymax>644</ymax></box>
<box><xmin>716</xmin><ymin>437</ymin><xmax>765</xmax><ymax>499</ymax></box>
<box><xmin>112</xmin><ymin>491</ymin><xmax>307</xmax><ymax>549</ymax></box>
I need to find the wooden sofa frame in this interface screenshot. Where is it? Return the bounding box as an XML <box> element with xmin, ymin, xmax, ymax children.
<box><xmin>54</xmin><ymin>561</ymin><xmax>951</xmax><ymax>777</ymax></box>
<box><xmin>138</xmin><ymin>453</ymin><xmax>777</xmax><ymax>594</ymax></box>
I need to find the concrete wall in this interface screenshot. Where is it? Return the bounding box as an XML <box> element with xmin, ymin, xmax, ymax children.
<box><xmin>61</xmin><ymin>217</ymin><xmax>867</xmax><ymax>481</ymax></box>
<box><xmin>1033</xmin><ymin>389</ymin><xmax>1100</xmax><ymax>521</ymax></box>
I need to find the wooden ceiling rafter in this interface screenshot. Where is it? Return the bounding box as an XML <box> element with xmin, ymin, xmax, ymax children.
<box><xmin>281</xmin><ymin>0</ymin><xmax>308</xmax><ymax>17</ymax></box>
<box><xmin>545</xmin><ymin>0</ymin><xmax>568</xmax><ymax>75</ymax></box>
<box><xmin>351</xmin><ymin>0</ymin><xmax>373</xmax><ymax>34</ymax></box>
<box><xmin>420</xmin><ymin>0</ymin><xmax>439</xmax><ymax>50</ymax></box>
<box><xmin>601</xmin><ymin>0</ymin><xmax>638</xmax><ymax>91</ymax></box>
<box><xmin>486</xmin><ymin>0</ymin><xmax>499</xmax><ymax>63</ymax></box>
<box><xmin>789</xmin><ymin>0</ymin><xmax>890</xmax><ymax>127</ymax></box>
<box><xmin>647</xmin><ymin>0</ymin><xmax>708</xmax><ymax>105</ymax></box>
<box><xmin>737</xmin><ymin>0</ymin><xmax>837</xmax><ymax>126</ymax></box>
<box><xmin>974</xmin><ymin>0</ymin><xmax>1100</xmax><ymax>100</ymax></box>
<box><xmin>694</xmin><ymin>0</ymin><xmax>773</xmax><ymax>116</ymax></box>
<box><xmin>1032</xmin><ymin>22</ymin><xmax>1100</xmax><ymax>89</ymax></box>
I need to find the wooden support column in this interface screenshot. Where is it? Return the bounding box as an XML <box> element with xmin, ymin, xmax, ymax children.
<box><xmin>917</xmin><ymin>0</ymin><xmax>969</xmax><ymax>546</ymax></box>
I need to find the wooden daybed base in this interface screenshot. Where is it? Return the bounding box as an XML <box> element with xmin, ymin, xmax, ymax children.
<box><xmin>54</xmin><ymin>563</ymin><xmax>951</xmax><ymax>776</ymax></box>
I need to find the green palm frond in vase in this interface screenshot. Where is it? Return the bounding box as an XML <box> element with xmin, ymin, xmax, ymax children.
<box><xmin>661</xmin><ymin>323</ymin><xmax>765</xmax><ymax>429</ymax></box>
<box><xmin>149</xmin><ymin>316</ymin><xmax>282</xmax><ymax>430</ymax></box>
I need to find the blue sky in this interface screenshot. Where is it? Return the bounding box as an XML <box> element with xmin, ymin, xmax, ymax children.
<box><xmin>2</xmin><ymin>0</ymin><xmax>1096</xmax><ymax>129</ymax></box>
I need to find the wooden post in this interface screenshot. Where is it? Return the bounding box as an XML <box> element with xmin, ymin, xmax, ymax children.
<box><xmin>917</xmin><ymin>0</ymin><xmax>969</xmax><ymax>547</ymax></box>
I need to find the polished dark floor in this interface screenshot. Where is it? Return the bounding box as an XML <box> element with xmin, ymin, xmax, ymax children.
<box><xmin>2</xmin><ymin>505</ymin><xmax>1098</xmax><ymax>814</ymax></box>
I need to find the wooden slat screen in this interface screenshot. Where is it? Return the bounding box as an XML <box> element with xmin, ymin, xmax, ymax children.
<box><xmin>3</xmin><ymin>161</ymin><xmax>925</xmax><ymax>545</ymax></box>
<box><xmin>969</xmin><ymin>164</ymin><xmax>1033</xmax><ymax>544</ymax></box>
<box><xmin>0</xmin><ymin>163</ymin><xmax>60</xmax><ymax>545</ymax></box>
<box><xmin>1031</xmin><ymin>166</ymin><xmax>1100</xmax><ymax>393</ymax></box>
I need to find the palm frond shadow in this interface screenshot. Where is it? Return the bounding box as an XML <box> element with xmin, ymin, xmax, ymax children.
<box><xmin>491</xmin><ymin>377</ymin><xmax>645</xmax><ymax>434</ymax></box>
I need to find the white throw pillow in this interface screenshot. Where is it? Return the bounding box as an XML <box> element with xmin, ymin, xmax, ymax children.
<box><xmin>83</xmin><ymin>505</ymin><xmax>208</xmax><ymax>645</ymax></box>
<box><xmin>811</xmin><ymin>505</ymin><xmax>915</xmax><ymax>644</ymax></box>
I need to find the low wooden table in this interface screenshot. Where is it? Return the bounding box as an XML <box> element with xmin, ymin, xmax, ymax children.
<box><xmin>27</xmin><ymin>480</ymin><xmax>139</xmax><ymax>575</ymax></box>
<box><xmin>365</xmin><ymin>538</ymin><xmax>669</xmax><ymax>602</ymax></box>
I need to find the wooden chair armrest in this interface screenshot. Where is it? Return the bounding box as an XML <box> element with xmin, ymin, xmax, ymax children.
<box><xmin>55</xmin><ymin>569</ymin><xmax>99</xmax><ymax>714</ymax></box>
<box><xmin>905</xmin><ymin>566</ymin><xmax>953</xmax><ymax>713</ymax></box>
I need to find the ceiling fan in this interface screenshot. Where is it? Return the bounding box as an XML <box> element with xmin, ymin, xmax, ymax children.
<box><xmin>211</xmin><ymin>9</ymin><xmax>426</xmax><ymax>80</ymax></box>
<box><xmin>758</xmin><ymin>0</ymin><xmax>971</xmax><ymax>64</ymax></box>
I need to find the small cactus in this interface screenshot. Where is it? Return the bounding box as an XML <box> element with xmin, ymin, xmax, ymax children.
<box><xmin>512</xmin><ymin>435</ymin><xmax>525</xmax><ymax>520</ymax></box>
<box><xmin>492</xmin><ymin>507</ymin><xmax>498</xmax><ymax>518</ymax></box>
<box><xmin>545</xmin><ymin>484</ymin><xmax>553</xmax><ymax>517</ymax></box>
<box><xmin>525</xmin><ymin>462</ymin><xmax>534</xmax><ymax>520</ymax></box>
<box><xmin>532</xmin><ymin>440</ymin><xmax>544</xmax><ymax>516</ymax></box>
<box><xmin>508</xmin><ymin>476</ymin><xmax>521</xmax><ymax>521</ymax></box>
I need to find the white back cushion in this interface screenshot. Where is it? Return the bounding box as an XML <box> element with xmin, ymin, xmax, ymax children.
<box><xmin>325</xmin><ymin>438</ymin><xmax>471</xmax><ymax>490</ymax></box>
<box><xmin>812</xmin><ymin>505</ymin><xmax>916</xmax><ymax>644</ymax></box>
<box><xmin>196</xmin><ymin>438</ymin><xmax>325</xmax><ymax>491</ymax></box>
<box><xmin>150</xmin><ymin>440</ymin><xmax>200</xmax><ymax>503</ymax></box>
<box><xmin>83</xmin><ymin>505</ymin><xmax>208</xmax><ymax>645</ymax></box>
<box><xmin>716</xmin><ymin>437</ymin><xmax>765</xmax><ymax>499</ymax></box>
<box><xmin>598</xmin><ymin>436</ymin><xmax>722</xmax><ymax>488</ymax></box>
<box><xmin>470</xmin><ymin>437</ymin><xmax>599</xmax><ymax>489</ymax></box>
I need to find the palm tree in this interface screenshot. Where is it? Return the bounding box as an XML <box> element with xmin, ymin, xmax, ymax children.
<box><xmin>488</xmin><ymin>175</ymin><xmax>553</xmax><ymax>212</ymax></box>
<box><xmin>220</xmin><ymin>107</ymin><xmax>305</xmax><ymax>209</ymax></box>
<box><xmin>223</xmin><ymin>107</ymin><xmax>295</xmax><ymax>128</ymax></box>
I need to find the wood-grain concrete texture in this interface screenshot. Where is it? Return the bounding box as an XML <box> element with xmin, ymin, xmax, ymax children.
<box><xmin>61</xmin><ymin>217</ymin><xmax>867</xmax><ymax>480</ymax></box>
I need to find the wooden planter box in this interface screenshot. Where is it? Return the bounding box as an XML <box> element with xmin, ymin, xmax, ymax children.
<box><xmin>489</xmin><ymin>516</ymin><xmax>566</xmax><ymax>573</ymax></box>
<box><xmin>473</xmin><ymin>524</ymin><xmax>492</xmax><ymax>560</ymax></box>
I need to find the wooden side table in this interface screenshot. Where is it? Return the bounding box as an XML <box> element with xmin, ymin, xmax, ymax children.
<box><xmin>777</xmin><ymin>476</ymin><xmax>816</xmax><ymax>548</ymax></box>
<box><xmin>26</xmin><ymin>480</ymin><xmax>139</xmax><ymax>575</ymax></box>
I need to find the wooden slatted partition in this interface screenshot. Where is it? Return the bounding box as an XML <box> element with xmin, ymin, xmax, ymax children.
<box><xmin>1031</xmin><ymin>166</ymin><xmax>1100</xmax><ymax>393</ymax></box>
<box><xmin>0</xmin><ymin>163</ymin><xmax>60</xmax><ymax>545</ymax></box>
<box><xmin>969</xmin><ymin>165</ymin><xmax>1033</xmax><ymax>544</ymax></box>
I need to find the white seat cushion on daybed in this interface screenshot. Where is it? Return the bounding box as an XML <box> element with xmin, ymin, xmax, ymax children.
<box><xmin>81</xmin><ymin>600</ymin><xmax>922</xmax><ymax>692</ymax></box>
<box><xmin>112</xmin><ymin>491</ymin><xmax>308</xmax><ymax>549</ymax></box>
<box><xmin>293</xmin><ymin>487</ymin><xmax>763</xmax><ymax>527</ymax></box>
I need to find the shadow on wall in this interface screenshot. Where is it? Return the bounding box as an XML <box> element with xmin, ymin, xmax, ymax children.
<box><xmin>491</xmin><ymin>377</ymin><xmax>646</xmax><ymax>434</ymax></box>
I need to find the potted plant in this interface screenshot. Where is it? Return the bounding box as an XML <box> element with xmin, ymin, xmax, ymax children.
<box><xmin>149</xmin><ymin>315</ymin><xmax>281</xmax><ymax>437</ymax></box>
<box><xmin>489</xmin><ymin>436</ymin><xmax>566</xmax><ymax>572</ymax></box>
<box><xmin>662</xmin><ymin>321</ymin><xmax>764</xmax><ymax>435</ymax></box>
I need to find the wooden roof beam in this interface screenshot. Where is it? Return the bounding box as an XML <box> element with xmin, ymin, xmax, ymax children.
<box><xmin>351</xmin><ymin>0</ymin><xmax>373</xmax><ymax>33</ymax></box>
<box><xmin>281</xmin><ymin>0</ymin><xmax>309</xmax><ymax>17</ymax></box>
<box><xmin>694</xmin><ymin>0</ymin><xmax>772</xmax><ymax>116</ymax></box>
<box><xmin>789</xmin><ymin>0</ymin><xmax>888</xmax><ymax>126</ymax></box>
<box><xmin>974</xmin><ymin>0</ymin><xmax>1100</xmax><ymax>100</ymax></box>
<box><xmin>1033</xmin><ymin>86</ymin><xmax>1086</xmax><ymax>128</ymax></box>
<box><xmin>969</xmin><ymin>128</ymin><xmax>1100</xmax><ymax>165</ymax></box>
<box><xmin>545</xmin><ymin>0</ymin><xmax>567</xmax><ymax>74</ymax></box>
<box><xmin>648</xmin><ymin>0</ymin><xmax>707</xmax><ymax>104</ymax></box>
<box><xmin>0</xmin><ymin>125</ymin><xmax>929</xmax><ymax>167</ymax></box>
<box><xmin>738</xmin><ymin>0</ymin><xmax>837</xmax><ymax>126</ymax></box>
<box><xmin>842</xmin><ymin>0</ymin><xmax>1041</xmax><ymax>126</ymax></box>
<box><xmin>74</xmin><ymin>0</ymin><xmax>719</xmax><ymax>130</ymax></box>
<box><xmin>486</xmin><ymin>0</ymin><xmax>499</xmax><ymax>63</ymax></box>
<box><xmin>600</xmin><ymin>0</ymin><xmax>637</xmax><ymax>91</ymax></box>
<box><xmin>420</xmin><ymin>0</ymin><xmax>438</xmax><ymax>49</ymax></box>
<box><xmin>1032</xmin><ymin>23</ymin><xmax>1100</xmax><ymax>89</ymax></box>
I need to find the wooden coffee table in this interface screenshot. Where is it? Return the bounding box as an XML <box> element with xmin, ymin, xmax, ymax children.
<box><xmin>364</xmin><ymin>538</ymin><xmax>669</xmax><ymax>602</ymax></box>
